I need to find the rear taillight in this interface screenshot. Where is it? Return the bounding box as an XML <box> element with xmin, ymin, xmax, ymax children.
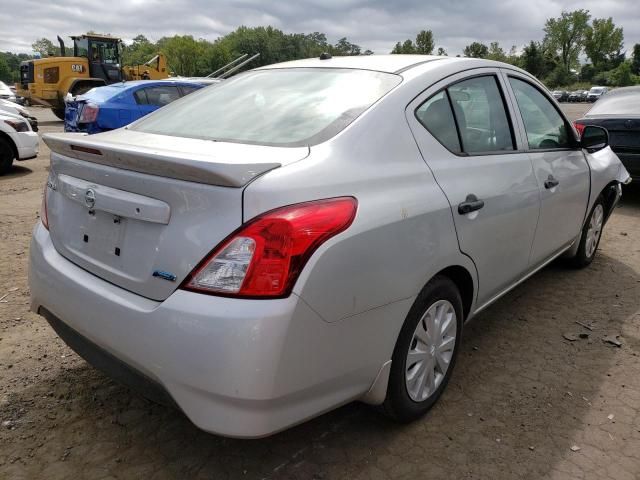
<box><xmin>41</xmin><ymin>182</ymin><xmax>49</xmax><ymax>230</ymax></box>
<box><xmin>574</xmin><ymin>121</ymin><xmax>585</xmax><ymax>138</ymax></box>
<box><xmin>182</xmin><ymin>197</ymin><xmax>358</xmax><ymax>298</ymax></box>
<box><xmin>79</xmin><ymin>103</ymin><xmax>99</xmax><ymax>123</ymax></box>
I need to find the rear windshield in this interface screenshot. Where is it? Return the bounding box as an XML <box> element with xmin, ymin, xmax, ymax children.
<box><xmin>81</xmin><ymin>85</ymin><xmax>125</xmax><ymax>102</ymax></box>
<box><xmin>588</xmin><ymin>90</ymin><xmax>640</xmax><ymax>115</ymax></box>
<box><xmin>130</xmin><ymin>68</ymin><xmax>402</xmax><ymax>147</ymax></box>
<box><xmin>590</xmin><ymin>87</ymin><xmax>605</xmax><ymax>94</ymax></box>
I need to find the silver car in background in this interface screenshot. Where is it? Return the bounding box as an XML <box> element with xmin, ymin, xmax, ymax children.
<box><xmin>30</xmin><ymin>55</ymin><xmax>630</xmax><ymax>438</ymax></box>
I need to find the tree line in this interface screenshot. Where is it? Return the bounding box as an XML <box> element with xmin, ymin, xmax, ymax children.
<box><xmin>392</xmin><ymin>10</ymin><xmax>640</xmax><ymax>88</ymax></box>
<box><xmin>0</xmin><ymin>27</ymin><xmax>371</xmax><ymax>83</ymax></box>
<box><xmin>1</xmin><ymin>12</ymin><xmax>639</xmax><ymax>88</ymax></box>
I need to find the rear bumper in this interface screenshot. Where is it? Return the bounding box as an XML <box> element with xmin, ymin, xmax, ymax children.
<box><xmin>29</xmin><ymin>223</ymin><xmax>390</xmax><ymax>437</ymax></box>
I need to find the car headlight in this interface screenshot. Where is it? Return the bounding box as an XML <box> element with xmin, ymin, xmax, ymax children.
<box><xmin>4</xmin><ymin>119</ymin><xmax>29</xmax><ymax>132</ymax></box>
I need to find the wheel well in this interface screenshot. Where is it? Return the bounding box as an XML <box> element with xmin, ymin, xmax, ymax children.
<box><xmin>601</xmin><ymin>182</ymin><xmax>619</xmax><ymax>217</ymax></box>
<box><xmin>0</xmin><ymin>131</ymin><xmax>18</xmax><ymax>159</ymax></box>
<box><xmin>436</xmin><ymin>266</ymin><xmax>474</xmax><ymax>320</ymax></box>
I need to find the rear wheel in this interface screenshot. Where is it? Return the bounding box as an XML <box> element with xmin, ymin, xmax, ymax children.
<box><xmin>0</xmin><ymin>137</ymin><xmax>15</xmax><ymax>175</ymax></box>
<box><xmin>570</xmin><ymin>196</ymin><xmax>605</xmax><ymax>268</ymax></box>
<box><xmin>383</xmin><ymin>275</ymin><xmax>463</xmax><ymax>422</ymax></box>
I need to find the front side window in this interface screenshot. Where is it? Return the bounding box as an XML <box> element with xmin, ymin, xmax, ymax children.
<box><xmin>509</xmin><ymin>77</ymin><xmax>572</xmax><ymax>150</ymax></box>
<box><xmin>132</xmin><ymin>68</ymin><xmax>401</xmax><ymax>147</ymax></box>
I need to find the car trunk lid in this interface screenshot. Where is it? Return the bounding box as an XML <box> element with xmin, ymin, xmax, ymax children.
<box><xmin>42</xmin><ymin>130</ymin><xmax>309</xmax><ymax>300</ymax></box>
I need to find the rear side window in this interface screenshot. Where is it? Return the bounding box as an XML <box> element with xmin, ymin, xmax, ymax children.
<box><xmin>134</xmin><ymin>86</ymin><xmax>181</xmax><ymax>106</ymax></box>
<box><xmin>179</xmin><ymin>85</ymin><xmax>201</xmax><ymax>96</ymax></box>
<box><xmin>509</xmin><ymin>77</ymin><xmax>571</xmax><ymax>150</ymax></box>
<box><xmin>133</xmin><ymin>89</ymin><xmax>148</xmax><ymax>105</ymax></box>
<box><xmin>448</xmin><ymin>76</ymin><xmax>514</xmax><ymax>153</ymax></box>
<box><xmin>416</xmin><ymin>75</ymin><xmax>514</xmax><ymax>154</ymax></box>
<box><xmin>415</xmin><ymin>91</ymin><xmax>461</xmax><ymax>153</ymax></box>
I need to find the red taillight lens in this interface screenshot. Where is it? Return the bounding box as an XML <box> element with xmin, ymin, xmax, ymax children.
<box><xmin>182</xmin><ymin>197</ymin><xmax>358</xmax><ymax>298</ymax></box>
<box><xmin>41</xmin><ymin>182</ymin><xmax>49</xmax><ymax>230</ymax></box>
<box><xmin>574</xmin><ymin>121</ymin><xmax>585</xmax><ymax>138</ymax></box>
<box><xmin>79</xmin><ymin>103</ymin><xmax>99</xmax><ymax>123</ymax></box>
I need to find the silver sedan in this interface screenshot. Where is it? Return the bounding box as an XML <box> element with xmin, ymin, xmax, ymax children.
<box><xmin>30</xmin><ymin>55</ymin><xmax>630</xmax><ymax>438</ymax></box>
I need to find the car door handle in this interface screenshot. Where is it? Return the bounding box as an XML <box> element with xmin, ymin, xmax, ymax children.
<box><xmin>544</xmin><ymin>175</ymin><xmax>560</xmax><ymax>189</ymax></box>
<box><xmin>458</xmin><ymin>194</ymin><xmax>485</xmax><ymax>215</ymax></box>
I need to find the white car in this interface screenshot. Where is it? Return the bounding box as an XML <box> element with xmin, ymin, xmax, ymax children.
<box><xmin>0</xmin><ymin>81</ymin><xmax>17</xmax><ymax>103</ymax></box>
<box><xmin>0</xmin><ymin>111</ymin><xmax>39</xmax><ymax>174</ymax></box>
<box><xmin>0</xmin><ymin>99</ymin><xmax>38</xmax><ymax>131</ymax></box>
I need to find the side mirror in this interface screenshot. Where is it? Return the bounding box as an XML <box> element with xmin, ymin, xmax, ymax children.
<box><xmin>580</xmin><ymin>125</ymin><xmax>609</xmax><ymax>152</ymax></box>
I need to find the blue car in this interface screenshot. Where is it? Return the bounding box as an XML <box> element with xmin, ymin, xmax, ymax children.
<box><xmin>64</xmin><ymin>80</ymin><xmax>207</xmax><ymax>134</ymax></box>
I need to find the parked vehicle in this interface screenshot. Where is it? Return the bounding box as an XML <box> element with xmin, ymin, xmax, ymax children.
<box><xmin>568</xmin><ymin>90</ymin><xmax>587</xmax><ymax>102</ymax></box>
<box><xmin>551</xmin><ymin>90</ymin><xmax>569</xmax><ymax>102</ymax></box>
<box><xmin>30</xmin><ymin>55</ymin><xmax>630</xmax><ymax>438</ymax></box>
<box><xmin>0</xmin><ymin>99</ymin><xmax>38</xmax><ymax>131</ymax></box>
<box><xmin>64</xmin><ymin>80</ymin><xmax>205</xmax><ymax>134</ymax></box>
<box><xmin>0</xmin><ymin>81</ymin><xmax>17</xmax><ymax>103</ymax></box>
<box><xmin>575</xmin><ymin>86</ymin><xmax>640</xmax><ymax>183</ymax></box>
<box><xmin>0</xmin><ymin>111</ymin><xmax>39</xmax><ymax>174</ymax></box>
<box><xmin>587</xmin><ymin>86</ymin><xmax>608</xmax><ymax>102</ymax></box>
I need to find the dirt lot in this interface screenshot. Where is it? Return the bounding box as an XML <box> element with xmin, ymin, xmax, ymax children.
<box><xmin>1</xmin><ymin>104</ymin><xmax>639</xmax><ymax>480</ymax></box>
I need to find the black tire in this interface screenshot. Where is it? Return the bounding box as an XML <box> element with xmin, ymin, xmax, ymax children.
<box><xmin>383</xmin><ymin>275</ymin><xmax>463</xmax><ymax>422</ymax></box>
<box><xmin>570</xmin><ymin>195</ymin><xmax>606</xmax><ymax>268</ymax></box>
<box><xmin>0</xmin><ymin>137</ymin><xmax>14</xmax><ymax>175</ymax></box>
<box><xmin>52</xmin><ymin>108</ymin><xmax>66</xmax><ymax>121</ymax></box>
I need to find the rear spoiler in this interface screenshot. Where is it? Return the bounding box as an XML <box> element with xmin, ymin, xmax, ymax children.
<box><xmin>42</xmin><ymin>132</ymin><xmax>300</xmax><ymax>188</ymax></box>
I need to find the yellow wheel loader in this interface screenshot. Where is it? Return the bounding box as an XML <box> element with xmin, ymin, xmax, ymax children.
<box><xmin>15</xmin><ymin>34</ymin><xmax>168</xmax><ymax>120</ymax></box>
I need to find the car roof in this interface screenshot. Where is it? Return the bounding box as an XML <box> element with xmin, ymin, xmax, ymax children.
<box><xmin>256</xmin><ymin>54</ymin><xmax>453</xmax><ymax>74</ymax></box>
<box><xmin>599</xmin><ymin>85</ymin><xmax>640</xmax><ymax>96</ymax></box>
<box><xmin>107</xmin><ymin>80</ymin><xmax>205</xmax><ymax>90</ymax></box>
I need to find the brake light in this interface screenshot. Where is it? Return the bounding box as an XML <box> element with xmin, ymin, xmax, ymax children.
<box><xmin>574</xmin><ymin>121</ymin><xmax>585</xmax><ymax>138</ymax></box>
<box><xmin>41</xmin><ymin>182</ymin><xmax>49</xmax><ymax>230</ymax></box>
<box><xmin>79</xmin><ymin>103</ymin><xmax>99</xmax><ymax>123</ymax></box>
<box><xmin>183</xmin><ymin>197</ymin><xmax>358</xmax><ymax>298</ymax></box>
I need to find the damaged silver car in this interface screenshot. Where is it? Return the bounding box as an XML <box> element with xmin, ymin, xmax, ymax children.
<box><xmin>30</xmin><ymin>55</ymin><xmax>630</xmax><ymax>438</ymax></box>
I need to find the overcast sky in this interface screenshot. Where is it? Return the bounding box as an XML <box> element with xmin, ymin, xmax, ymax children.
<box><xmin>1</xmin><ymin>0</ymin><xmax>639</xmax><ymax>56</ymax></box>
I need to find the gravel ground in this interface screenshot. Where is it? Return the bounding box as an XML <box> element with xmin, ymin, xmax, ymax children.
<box><xmin>1</xmin><ymin>104</ymin><xmax>639</xmax><ymax>480</ymax></box>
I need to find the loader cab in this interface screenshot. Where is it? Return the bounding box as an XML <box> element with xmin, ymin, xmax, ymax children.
<box><xmin>72</xmin><ymin>34</ymin><xmax>122</xmax><ymax>84</ymax></box>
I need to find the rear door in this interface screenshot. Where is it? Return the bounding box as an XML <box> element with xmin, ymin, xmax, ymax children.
<box><xmin>504</xmin><ymin>73</ymin><xmax>590</xmax><ymax>265</ymax></box>
<box><xmin>406</xmin><ymin>69</ymin><xmax>540</xmax><ymax>306</ymax></box>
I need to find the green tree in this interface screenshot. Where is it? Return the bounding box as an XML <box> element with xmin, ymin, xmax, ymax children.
<box><xmin>609</xmin><ymin>61</ymin><xmax>635</xmax><ymax>86</ymax></box>
<box><xmin>632</xmin><ymin>44</ymin><xmax>640</xmax><ymax>75</ymax></box>
<box><xmin>584</xmin><ymin>17</ymin><xmax>624</xmax><ymax>71</ymax></box>
<box><xmin>486</xmin><ymin>42</ymin><xmax>507</xmax><ymax>61</ymax></box>
<box><xmin>543</xmin><ymin>9</ymin><xmax>591</xmax><ymax>74</ymax></box>
<box><xmin>31</xmin><ymin>38</ymin><xmax>56</xmax><ymax>56</ymax></box>
<box><xmin>331</xmin><ymin>37</ymin><xmax>361</xmax><ymax>56</ymax></box>
<box><xmin>463</xmin><ymin>42</ymin><xmax>488</xmax><ymax>58</ymax></box>
<box><xmin>121</xmin><ymin>34</ymin><xmax>158</xmax><ymax>67</ymax></box>
<box><xmin>0</xmin><ymin>54</ymin><xmax>12</xmax><ymax>83</ymax></box>
<box><xmin>415</xmin><ymin>30</ymin><xmax>435</xmax><ymax>54</ymax></box>
<box><xmin>437</xmin><ymin>47</ymin><xmax>447</xmax><ymax>56</ymax></box>
<box><xmin>157</xmin><ymin>35</ymin><xmax>204</xmax><ymax>76</ymax></box>
<box><xmin>521</xmin><ymin>41</ymin><xmax>545</xmax><ymax>76</ymax></box>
